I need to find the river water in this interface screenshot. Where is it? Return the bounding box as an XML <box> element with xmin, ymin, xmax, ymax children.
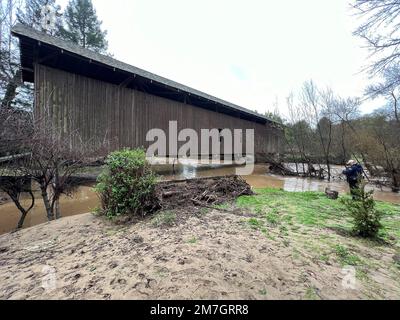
<box><xmin>0</xmin><ymin>163</ymin><xmax>399</xmax><ymax>235</ymax></box>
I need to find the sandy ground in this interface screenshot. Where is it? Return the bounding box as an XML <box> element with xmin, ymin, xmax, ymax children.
<box><xmin>1</xmin><ymin>205</ymin><xmax>399</xmax><ymax>300</ymax></box>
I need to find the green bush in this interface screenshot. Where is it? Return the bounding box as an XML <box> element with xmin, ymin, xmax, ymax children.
<box><xmin>341</xmin><ymin>183</ymin><xmax>383</xmax><ymax>238</ymax></box>
<box><xmin>95</xmin><ymin>148</ymin><xmax>159</xmax><ymax>218</ymax></box>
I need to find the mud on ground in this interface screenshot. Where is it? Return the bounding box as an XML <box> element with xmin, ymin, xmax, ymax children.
<box><xmin>0</xmin><ymin>176</ymin><xmax>399</xmax><ymax>299</ymax></box>
<box><xmin>1</xmin><ymin>210</ymin><xmax>399</xmax><ymax>299</ymax></box>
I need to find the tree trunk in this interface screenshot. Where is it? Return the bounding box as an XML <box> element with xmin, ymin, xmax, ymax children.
<box><xmin>9</xmin><ymin>190</ymin><xmax>35</xmax><ymax>229</ymax></box>
<box><xmin>55</xmin><ymin>198</ymin><xmax>61</xmax><ymax>219</ymax></box>
<box><xmin>391</xmin><ymin>92</ymin><xmax>399</xmax><ymax>124</ymax></box>
<box><xmin>326</xmin><ymin>160</ymin><xmax>331</xmax><ymax>181</ymax></box>
<box><xmin>340</xmin><ymin>123</ymin><xmax>347</xmax><ymax>164</ymax></box>
<box><xmin>0</xmin><ymin>70</ymin><xmax>21</xmax><ymax>109</ymax></box>
<box><xmin>40</xmin><ymin>183</ymin><xmax>54</xmax><ymax>221</ymax></box>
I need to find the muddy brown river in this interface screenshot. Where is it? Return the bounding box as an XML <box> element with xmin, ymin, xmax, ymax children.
<box><xmin>0</xmin><ymin>163</ymin><xmax>399</xmax><ymax>234</ymax></box>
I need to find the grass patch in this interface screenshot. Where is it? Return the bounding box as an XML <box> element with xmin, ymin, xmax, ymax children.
<box><xmin>248</xmin><ymin>218</ymin><xmax>263</xmax><ymax>229</ymax></box>
<box><xmin>258</xmin><ymin>289</ymin><xmax>267</xmax><ymax>296</ymax></box>
<box><xmin>334</xmin><ymin>244</ymin><xmax>362</xmax><ymax>266</ymax></box>
<box><xmin>266</xmin><ymin>210</ymin><xmax>280</xmax><ymax>226</ymax></box>
<box><xmin>237</xmin><ymin>188</ymin><xmax>347</xmax><ymax>229</ymax></box>
<box><xmin>319</xmin><ymin>254</ymin><xmax>329</xmax><ymax>264</ymax></box>
<box><xmin>304</xmin><ymin>287</ymin><xmax>319</xmax><ymax>300</ymax></box>
<box><xmin>237</xmin><ymin>187</ymin><xmax>400</xmax><ymax>286</ymax></box>
<box><xmin>152</xmin><ymin>211</ymin><xmax>176</xmax><ymax>227</ymax></box>
<box><xmin>187</xmin><ymin>236</ymin><xmax>197</xmax><ymax>244</ymax></box>
<box><xmin>214</xmin><ymin>203</ymin><xmax>229</xmax><ymax>210</ymax></box>
<box><xmin>199</xmin><ymin>207</ymin><xmax>209</xmax><ymax>215</ymax></box>
<box><xmin>236</xmin><ymin>188</ymin><xmax>400</xmax><ymax>241</ymax></box>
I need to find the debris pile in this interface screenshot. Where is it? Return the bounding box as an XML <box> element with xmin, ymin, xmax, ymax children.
<box><xmin>157</xmin><ymin>175</ymin><xmax>253</xmax><ymax>210</ymax></box>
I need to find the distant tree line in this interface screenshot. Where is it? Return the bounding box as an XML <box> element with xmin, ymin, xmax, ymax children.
<box><xmin>278</xmin><ymin>81</ymin><xmax>399</xmax><ymax>191</ymax></box>
<box><xmin>275</xmin><ymin>1</ymin><xmax>400</xmax><ymax>191</ymax></box>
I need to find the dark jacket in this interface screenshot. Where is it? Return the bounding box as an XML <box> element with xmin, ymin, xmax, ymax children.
<box><xmin>342</xmin><ymin>164</ymin><xmax>363</xmax><ymax>183</ymax></box>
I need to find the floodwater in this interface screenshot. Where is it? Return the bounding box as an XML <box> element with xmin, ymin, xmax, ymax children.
<box><xmin>0</xmin><ymin>163</ymin><xmax>399</xmax><ymax>235</ymax></box>
<box><xmin>0</xmin><ymin>186</ymin><xmax>98</xmax><ymax>235</ymax></box>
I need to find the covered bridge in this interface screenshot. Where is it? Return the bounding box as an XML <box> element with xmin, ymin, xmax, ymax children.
<box><xmin>12</xmin><ymin>24</ymin><xmax>283</xmax><ymax>160</ymax></box>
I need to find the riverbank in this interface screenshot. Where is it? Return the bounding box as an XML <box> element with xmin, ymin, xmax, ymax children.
<box><xmin>0</xmin><ymin>188</ymin><xmax>399</xmax><ymax>299</ymax></box>
<box><xmin>1</xmin><ymin>163</ymin><xmax>399</xmax><ymax>236</ymax></box>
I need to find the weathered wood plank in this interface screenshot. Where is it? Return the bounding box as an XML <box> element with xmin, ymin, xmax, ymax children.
<box><xmin>34</xmin><ymin>64</ymin><xmax>283</xmax><ymax>157</ymax></box>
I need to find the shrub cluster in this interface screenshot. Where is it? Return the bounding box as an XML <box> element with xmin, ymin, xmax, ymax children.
<box><xmin>341</xmin><ymin>182</ymin><xmax>383</xmax><ymax>238</ymax></box>
<box><xmin>96</xmin><ymin>148</ymin><xmax>159</xmax><ymax>218</ymax></box>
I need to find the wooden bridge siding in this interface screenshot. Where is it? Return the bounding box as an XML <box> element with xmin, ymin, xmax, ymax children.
<box><xmin>34</xmin><ymin>64</ymin><xmax>281</xmax><ymax>155</ymax></box>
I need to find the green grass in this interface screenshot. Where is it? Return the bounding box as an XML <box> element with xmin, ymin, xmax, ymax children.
<box><xmin>151</xmin><ymin>210</ymin><xmax>176</xmax><ymax>227</ymax></box>
<box><xmin>258</xmin><ymin>289</ymin><xmax>267</xmax><ymax>296</ymax></box>
<box><xmin>214</xmin><ymin>202</ymin><xmax>229</xmax><ymax>210</ymax></box>
<box><xmin>304</xmin><ymin>287</ymin><xmax>319</xmax><ymax>300</ymax></box>
<box><xmin>248</xmin><ymin>218</ymin><xmax>263</xmax><ymax>229</ymax></box>
<box><xmin>266</xmin><ymin>210</ymin><xmax>280</xmax><ymax>226</ymax></box>
<box><xmin>187</xmin><ymin>236</ymin><xmax>197</xmax><ymax>244</ymax></box>
<box><xmin>236</xmin><ymin>188</ymin><xmax>400</xmax><ymax>242</ymax></box>
<box><xmin>237</xmin><ymin>188</ymin><xmax>345</xmax><ymax>228</ymax></box>
<box><xmin>199</xmin><ymin>207</ymin><xmax>209</xmax><ymax>215</ymax></box>
<box><xmin>237</xmin><ymin>187</ymin><xmax>400</xmax><ymax>277</ymax></box>
<box><xmin>334</xmin><ymin>244</ymin><xmax>362</xmax><ymax>266</ymax></box>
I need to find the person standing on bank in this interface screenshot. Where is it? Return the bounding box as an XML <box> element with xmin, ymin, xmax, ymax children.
<box><xmin>342</xmin><ymin>160</ymin><xmax>364</xmax><ymax>199</ymax></box>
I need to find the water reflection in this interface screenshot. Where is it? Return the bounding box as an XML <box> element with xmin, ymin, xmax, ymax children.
<box><xmin>0</xmin><ymin>186</ymin><xmax>98</xmax><ymax>235</ymax></box>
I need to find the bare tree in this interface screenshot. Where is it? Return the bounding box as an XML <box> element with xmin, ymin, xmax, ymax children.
<box><xmin>284</xmin><ymin>93</ymin><xmax>299</xmax><ymax>174</ymax></box>
<box><xmin>355</xmin><ymin>114</ymin><xmax>400</xmax><ymax>190</ymax></box>
<box><xmin>287</xmin><ymin>92</ymin><xmax>315</xmax><ymax>175</ymax></box>
<box><xmin>16</xmin><ymin>115</ymin><xmax>110</xmax><ymax>221</ymax></box>
<box><xmin>1</xmin><ymin>104</ymin><xmax>110</xmax><ymax>226</ymax></box>
<box><xmin>331</xmin><ymin>97</ymin><xmax>360</xmax><ymax>164</ymax></box>
<box><xmin>353</xmin><ymin>0</ymin><xmax>400</xmax><ymax>76</ymax></box>
<box><xmin>366</xmin><ymin>64</ymin><xmax>400</xmax><ymax>124</ymax></box>
<box><xmin>299</xmin><ymin>80</ymin><xmax>335</xmax><ymax>180</ymax></box>
<box><xmin>0</xmin><ymin>106</ymin><xmax>34</xmax><ymax>229</ymax></box>
<box><xmin>0</xmin><ymin>174</ymin><xmax>35</xmax><ymax>229</ymax></box>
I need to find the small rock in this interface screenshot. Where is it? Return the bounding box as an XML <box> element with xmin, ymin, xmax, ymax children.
<box><xmin>325</xmin><ymin>187</ymin><xmax>338</xmax><ymax>200</ymax></box>
<box><xmin>146</xmin><ymin>279</ymin><xmax>157</xmax><ymax>288</ymax></box>
<box><xmin>132</xmin><ymin>235</ymin><xmax>144</xmax><ymax>243</ymax></box>
<box><xmin>109</xmin><ymin>261</ymin><xmax>118</xmax><ymax>269</ymax></box>
<box><xmin>0</xmin><ymin>247</ymin><xmax>9</xmax><ymax>254</ymax></box>
<box><xmin>74</xmin><ymin>273</ymin><xmax>81</xmax><ymax>280</ymax></box>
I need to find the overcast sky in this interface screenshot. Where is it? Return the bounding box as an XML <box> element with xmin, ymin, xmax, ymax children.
<box><xmin>57</xmin><ymin>0</ymin><xmax>384</xmax><ymax>116</ymax></box>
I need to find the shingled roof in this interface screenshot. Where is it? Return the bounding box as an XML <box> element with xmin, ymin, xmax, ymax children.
<box><xmin>12</xmin><ymin>23</ymin><xmax>275</xmax><ymax>124</ymax></box>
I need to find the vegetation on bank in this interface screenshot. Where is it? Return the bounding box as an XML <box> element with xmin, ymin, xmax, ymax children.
<box><xmin>235</xmin><ymin>188</ymin><xmax>400</xmax><ymax>288</ymax></box>
<box><xmin>95</xmin><ymin>148</ymin><xmax>159</xmax><ymax>218</ymax></box>
<box><xmin>237</xmin><ymin>188</ymin><xmax>400</xmax><ymax>243</ymax></box>
<box><xmin>340</xmin><ymin>183</ymin><xmax>383</xmax><ymax>238</ymax></box>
